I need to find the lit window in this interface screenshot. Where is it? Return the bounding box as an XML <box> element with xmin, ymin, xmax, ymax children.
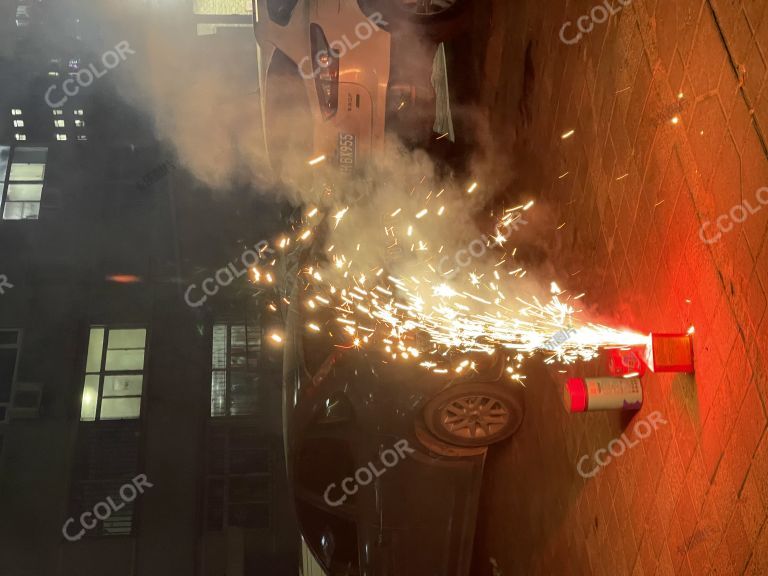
<box><xmin>12</xmin><ymin>120</ymin><xmax>24</xmax><ymax>128</ymax></box>
<box><xmin>48</xmin><ymin>71</ymin><xmax>59</xmax><ymax>77</ymax></box>
<box><xmin>77</xmin><ymin>134</ymin><xmax>87</xmax><ymax>142</ymax></box>
<box><xmin>193</xmin><ymin>0</ymin><xmax>253</xmax><ymax>15</ymax></box>
<box><xmin>2</xmin><ymin>147</ymin><xmax>47</xmax><ymax>220</ymax></box>
<box><xmin>54</xmin><ymin>119</ymin><xmax>65</xmax><ymax>128</ymax></box>
<box><xmin>74</xmin><ymin>119</ymin><xmax>85</xmax><ymax>127</ymax></box>
<box><xmin>55</xmin><ymin>134</ymin><xmax>67</xmax><ymax>141</ymax></box>
<box><xmin>52</xmin><ymin>110</ymin><xmax>63</xmax><ymax>116</ymax></box>
<box><xmin>13</xmin><ymin>134</ymin><xmax>26</xmax><ymax>141</ymax></box>
<box><xmin>73</xmin><ymin>109</ymin><xmax>84</xmax><ymax>116</ymax></box>
<box><xmin>11</xmin><ymin>109</ymin><xmax>22</xmax><ymax>116</ymax></box>
<box><xmin>80</xmin><ymin>328</ymin><xmax>147</xmax><ymax>421</ymax></box>
<box><xmin>210</xmin><ymin>323</ymin><xmax>262</xmax><ymax>416</ymax></box>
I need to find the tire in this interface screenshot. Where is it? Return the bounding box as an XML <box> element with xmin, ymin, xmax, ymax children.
<box><xmin>422</xmin><ymin>382</ymin><xmax>524</xmax><ymax>447</ymax></box>
<box><xmin>359</xmin><ymin>0</ymin><xmax>472</xmax><ymax>42</ymax></box>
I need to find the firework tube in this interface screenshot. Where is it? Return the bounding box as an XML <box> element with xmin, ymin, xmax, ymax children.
<box><xmin>606</xmin><ymin>349</ymin><xmax>646</xmax><ymax>377</ymax></box>
<box><xmin>645</xmin><ymin>333</ymin><xmax>694</xmax><ymax>373</ymax></box>
<box><xmin>564</xmin><ymin>377</ymin><xmax>643</xmax><ymax>413</ymax></box>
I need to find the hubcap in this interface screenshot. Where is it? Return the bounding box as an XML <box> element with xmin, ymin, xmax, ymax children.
<box><xmin>399</xmin><ymin>0</ymin><xmax>459</xmax><ymax>16</ymax></box>
<box><xmin>440</xmin><ymin>395</ymin><xmax>510</xmax><ymax>439</ymax></box>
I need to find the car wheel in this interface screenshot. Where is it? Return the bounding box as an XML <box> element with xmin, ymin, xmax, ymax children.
<box><xmin>422</xmin><ymin>382</ymin><xmax>524</xmax><ymax>447</ymax></box>
<box><xmin>361</xmin><ymin>0</ymin><xmax>472</xmax><ymax>41</ymax></box>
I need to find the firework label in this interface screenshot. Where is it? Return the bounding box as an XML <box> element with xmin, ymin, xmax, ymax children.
<box><xmin>564</xmin><ymin>377</ymin><xmax>643</xmax><ymax>412</ymax></box>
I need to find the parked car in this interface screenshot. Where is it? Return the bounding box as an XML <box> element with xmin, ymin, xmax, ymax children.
<box><xmin>281</xmin><ymin>246</ymin><xmax>525</xmax><ymax>575</ymax></box>
<box><xmin>251</xmin><ymin>0</ymin><xmax>470</xmax><ymax>182</ymax></box>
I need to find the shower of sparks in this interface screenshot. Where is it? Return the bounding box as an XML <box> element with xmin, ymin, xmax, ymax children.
<box><xmin>249</xmin><ymin>178</ymin><xmax>648</xmax><ymax>380</ymax></box>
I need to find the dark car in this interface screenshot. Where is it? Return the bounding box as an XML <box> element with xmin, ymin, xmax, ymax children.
<box><xmin>281</xmin><ymin>252</ymin><xmax>525</xmax><ymax>575</ymax></box>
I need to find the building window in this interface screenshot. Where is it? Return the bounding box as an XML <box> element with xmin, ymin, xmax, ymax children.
<box><xmin>11</xmin><ymin>109</ymin><xmax>22</xmax><ymax>116</ymax></box>
<box><xmin>80</xmin><ymin>328</ymin><xmax>147</xmax><ymax>421</ymax></box>
<box><xmin>193</xmin><ymin>0</ymin><xmax>254</xmax><ymax>15</ymax></box>
<box><xmin>205</xmin><ymin>426</ymin><xmax>271</xmax><ymax>531</ymax></box>
<box><xmin>54</xmin><ymin>119</ymin><xmax>65</xmax><ymax>128</ymax></box>
<box><xmin>55</xmin><ymin>134</ymin><xmax>67</xmax><ymax>141</ymax></box>
<box><xmin>0</xmin><ymin>331</ymin><xmax>20</xmax><ymax>425</ymax></box>
<box><xmin>77</xmin><ymin>134</ymin><xmax>87</xmax><ymax>142</ymax></box>
<box><xmin>68</xmin><ymin>422</ymin><xmax>141</xmax><ymax>537</ymax></box>
<box><xmin>12</xmin><ymin>120</ymin><xmax>24</xmax><ymax>128</ymax></box>
<box><xmin>74</xmin><ymin>119</ymin><xmax>85</xmax><ymax>128</ymax></box>
<box><xmin>211</xmin><ymin>323</ymin><xmax>262</xmax><ymax>417</ymax></box>
<box><xmin>52</xmin><ymin>109</ymin><xmax>63</xmax><ymax>116</ymax></box>
<box><xmin>73</xmin><ymin>109</ymin><xmax>84</xmax><ymax>116</ymax></box>
<box><xmin>13</xmin><ymin>134</ymin><xmax>25</xmax><ymax>141</ymax></box>
<box><xmin>1</xmin><ymin>146</ymin><xmax>47</xmax><ymax>220</ymax></box>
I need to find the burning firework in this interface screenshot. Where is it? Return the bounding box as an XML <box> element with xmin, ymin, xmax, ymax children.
<box><xmin>247</xmin><ymin>168</ymin><xmax>652</xmax><ymax>381</ymax></box>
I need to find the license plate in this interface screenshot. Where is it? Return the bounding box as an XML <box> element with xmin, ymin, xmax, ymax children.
<box><xmin>338</xmin><ymin>133</ymin><xmax>356</xmax><ymax>174</ymax></box>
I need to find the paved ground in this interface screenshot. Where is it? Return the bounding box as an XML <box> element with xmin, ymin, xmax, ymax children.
<box><xmin>468</xmin><ymin>0</ymin><xmax>768</xmax><ymax>574</ymax></box>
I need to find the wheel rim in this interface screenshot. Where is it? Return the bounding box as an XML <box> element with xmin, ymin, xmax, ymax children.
<box><xmin>398</xmin><ymin>0</ymin><xmax>459</xmax><ymax>16</ymax></box>
<box><xmin>439</xmin><ymin>395</ymin><xmax>511</xmax><ymax>440</ymax></box>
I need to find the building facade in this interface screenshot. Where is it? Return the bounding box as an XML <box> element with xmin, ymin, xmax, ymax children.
<box><xmin>0</xmin><ymin>1</ymin><xmax>299</xmax><ymax>574</ymax></box>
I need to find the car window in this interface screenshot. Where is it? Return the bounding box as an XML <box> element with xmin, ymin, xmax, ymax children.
<box><xmin>296</xmin><ymin>500</ymin><xmax>360</xmax><ymax>575</ymax></box>
<box><xmin>267</xmin><ymin>0</ymin><xmax>298</xmax><ymax>26</ymax></box>
<box><xmin>295</xmin><ymin>436</ymin><xmax>356</xmax><ymax>501</ymax></box>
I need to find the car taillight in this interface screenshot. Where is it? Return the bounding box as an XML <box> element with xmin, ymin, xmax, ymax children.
<box><xmin>310</xmin><ymin>24</ymin><xmax>339</xmax><ymax>120</ymax></box>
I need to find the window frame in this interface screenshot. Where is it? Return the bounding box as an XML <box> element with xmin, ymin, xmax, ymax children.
<box><xmin>204</xmin><ymin>424</ymin><xmax>272</xmax><ymax>532</ymax></box>
<box><xmin>210</xmin><ymin>321</ymin><xmax>263</xmax><ymax>417</ymax></box>
<box><xmin>80</xmin><ymin>326</ymin><xmax>149</xmax><ymax>422</ymax></box>
<box><xmin>1</xmin><ymin>146</ymin><xmax>47</xmax><ymax>221</ymax></box>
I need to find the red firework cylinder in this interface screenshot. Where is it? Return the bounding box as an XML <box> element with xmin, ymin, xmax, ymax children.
<box><xmin>645</xmin><ymin>333</ymin><xmax>694</xmax><ymax>373</ymax></box>
<box><xmin>606</xmin><ymin>348</ymin><xmax>646</xmax><ymax>377</ymax></box>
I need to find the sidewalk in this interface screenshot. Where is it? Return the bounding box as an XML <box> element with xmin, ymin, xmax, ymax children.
<box><xmin>472</xmin><ymin>0</ymin><xmax>768</xmax><ymax>574</ymax></box>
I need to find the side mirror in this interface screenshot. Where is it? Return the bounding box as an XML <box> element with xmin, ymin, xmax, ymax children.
<box><xmin>318</xmin><ymin>391</ymin><xmax>353</xmax><ymax>424</ymax></box>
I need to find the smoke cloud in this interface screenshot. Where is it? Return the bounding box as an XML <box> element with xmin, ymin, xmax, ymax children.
<box><xmin>82</xmin><ymin>2</ymin><xmax>557</xmax><ymax>311</ymax></box>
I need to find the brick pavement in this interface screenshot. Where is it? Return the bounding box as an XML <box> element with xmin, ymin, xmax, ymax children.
<box><xmin>470</xmin><ymin>0</ymin><xmax>768</xmax><ymax>574</ymax></box>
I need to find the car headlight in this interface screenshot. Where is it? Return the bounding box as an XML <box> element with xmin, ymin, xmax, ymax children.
<box><xmin>310</xmin><ymin>24</ymin><xmax>339</xmax><ymax>120</ymax></box>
